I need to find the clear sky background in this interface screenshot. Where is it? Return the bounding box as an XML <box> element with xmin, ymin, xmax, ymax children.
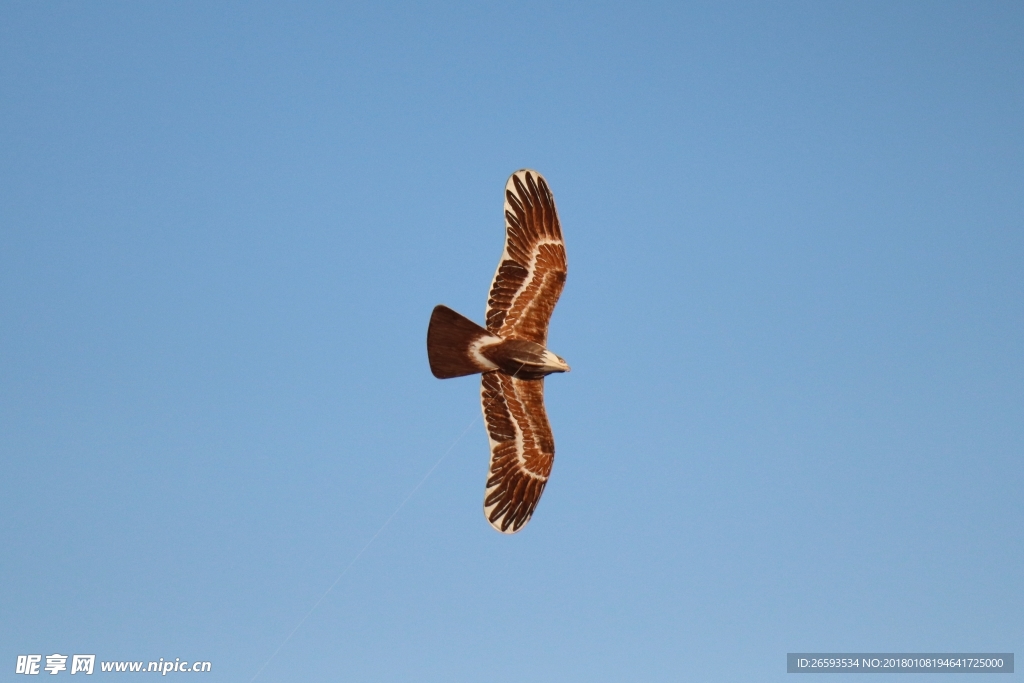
<box><xmin>2</xmin><ymin>2</ymin><xmax>1022</xmax><ymax>681</ymax></box>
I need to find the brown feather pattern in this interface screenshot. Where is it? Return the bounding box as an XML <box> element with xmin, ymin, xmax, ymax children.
<box><xmin>478</xmin><ymin>170</ymin><xmax>567</xmax><ymax>533</ymax></box>
<box><xmin>485</xmin><ymin>171</ymin><xmax>567</xmax><ymax>345</ymax></box>
<box><xmin>481</xmin><ymin>370</ymin><xmax>553</xmax><ymax>533</ymax></box>
<box><xmin>426</xmin><ymin>169</ymin><xmax>566</xmax><ymax>534</ymax></box>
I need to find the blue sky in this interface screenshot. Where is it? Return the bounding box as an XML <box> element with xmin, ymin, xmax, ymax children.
<box><xmin>2</xmin><ymin>2</ymin><xmax>1021</xmax><ymax>681</ymax></box>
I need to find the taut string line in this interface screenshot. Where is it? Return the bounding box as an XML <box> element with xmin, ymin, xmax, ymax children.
<box><xmin>250</xmin><ymin>365</ymin><xmax>523</xmax><ymax>682</ymax></box>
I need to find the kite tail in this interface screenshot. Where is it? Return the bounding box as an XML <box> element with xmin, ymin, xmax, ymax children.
<box><xmin>427</xmin><ymin>305</ymin><xmax>500</xmax><ymax>379</ymax></box>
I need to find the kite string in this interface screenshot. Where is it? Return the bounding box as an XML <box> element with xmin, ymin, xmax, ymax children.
<box><xmin>248</xmin><ymin>413</ymin><xmax>479</xmax><ymax>683</ymax></box>
<box><xmin>249</xmin><ymin>364</ymin><xmax>525</xmax><ymax>683</ymax></box>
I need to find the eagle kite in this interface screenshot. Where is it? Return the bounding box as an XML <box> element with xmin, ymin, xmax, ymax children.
<box><xmin>427</xmin><ymin>169</ymin><xmax>569</xmax><ymax>534</ymax></box>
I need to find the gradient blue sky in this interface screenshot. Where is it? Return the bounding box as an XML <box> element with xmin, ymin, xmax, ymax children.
<box><xmin>2</xmin><ymin>2</ymin><xmax>1022</xmax><ymax>681</ymax></box>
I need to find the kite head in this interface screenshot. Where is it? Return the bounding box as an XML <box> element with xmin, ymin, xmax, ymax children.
<box><xmin>542</xmin><ymin>349</ymin><xmax>571</xmax><ymax>374</ymax></box>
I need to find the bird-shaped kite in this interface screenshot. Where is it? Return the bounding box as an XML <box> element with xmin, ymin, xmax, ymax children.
<box><xmin>427</xmin><ymin>169</ymin><xmax>569</xmax><ymax>533</ymax></box>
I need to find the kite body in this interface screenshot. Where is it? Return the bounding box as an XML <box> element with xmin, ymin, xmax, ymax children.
<box><xmin>427</xmin><ymin>170</ymin><xmax>569</xmax><ymax>534</ymax></box>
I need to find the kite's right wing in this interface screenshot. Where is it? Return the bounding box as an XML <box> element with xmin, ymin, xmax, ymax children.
<box><xmin>480</xmin><ymin>370</ymin><xmax>554</xmax><ymax>533</ymax></box>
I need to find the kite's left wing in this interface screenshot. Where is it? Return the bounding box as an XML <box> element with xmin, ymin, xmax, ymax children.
<box><xmin>480</xmin><ymin>371</ymin><xmax>554</xmax><ymax>533</ymax></box>
<box><xmin>485</xmin><ymin>170</ymin><xmax>567</xmax><ymax>345</ymax></box>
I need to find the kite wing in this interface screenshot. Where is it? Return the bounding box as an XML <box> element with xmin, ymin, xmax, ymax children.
<box><xmin>485</xmin><ymin>170</ymin><xmax>567</xmax><ymax>345</ymax></box>
<box><xmin>480</xmin><ymin>371</ymin><xmax>554</xmax><ymax>533</ymax></box>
